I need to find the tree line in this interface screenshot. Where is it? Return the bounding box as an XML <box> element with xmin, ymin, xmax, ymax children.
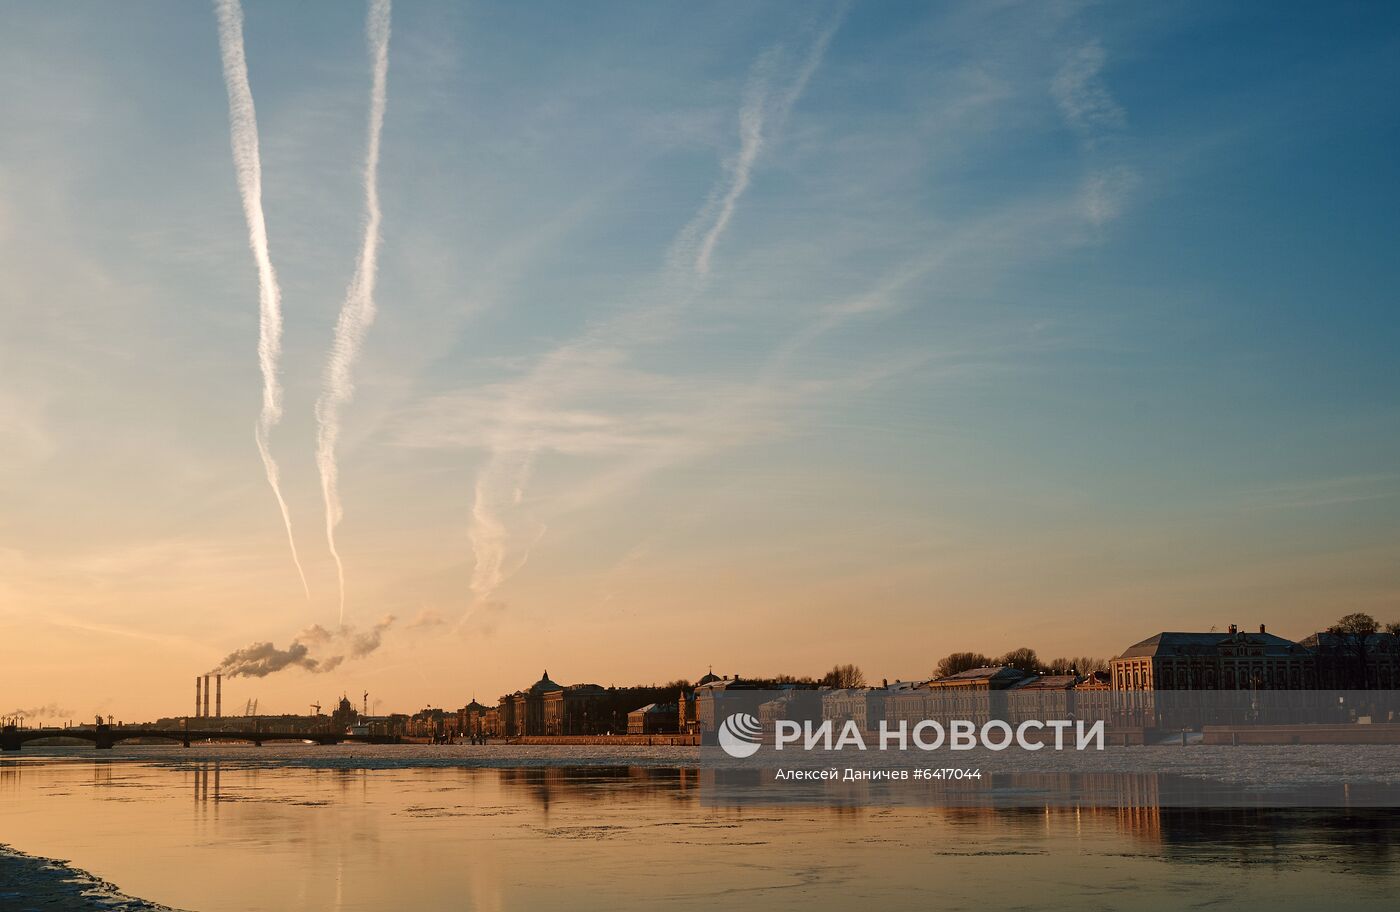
<box><xmin>933</xmin><ymin>649</ymin><xmax>1109</xmax><ymax>678</ymax></box>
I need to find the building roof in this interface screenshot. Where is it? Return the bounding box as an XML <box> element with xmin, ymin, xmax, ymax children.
<box><xmin>1011</xmin><ymin>674</ymin><xmax>1081</xmax><ymax>690</ymax></box>
<box><xmin>821</xmin><ymin>688</ymin><xmax>875</xmax><ymax>702</ymax></box>
<box><xmin>628</xmin><ymin>703</ymin><xmax>676</xmax><ymax>716</ymax></box>
<box><xmin>695</xmin><ymin>677</ymin><xmax>822</xmax><ymax>693</ymax></box>
<box><xmin>1117</xmin><ymin>631</ymin><xmax>1304</xmax><ymax>659</ymax></box>
<box><xmin>932</xmin><ymin>665</ymin><xmax>1028</xmax><ymax>684</ymax></box>
<box><xmin>528</xmin><ymin>670</ymin><xmax>563</xmax><ymax>693</ymax></box>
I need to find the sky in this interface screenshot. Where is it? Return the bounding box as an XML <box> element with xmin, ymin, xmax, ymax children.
<box><xmin>2</xmin><ymin>0</ymin><xmax>1398</xmax><ymax>724</ymax></box>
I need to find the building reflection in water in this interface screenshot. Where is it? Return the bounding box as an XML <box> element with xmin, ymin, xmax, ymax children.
<box><xmin>493</xmin><ymin>765</ymin><xmax>1400</xmax><ymax>873</ymax></box>
<box><xmin>496</xmin><ymin>766</ymin><xmax>699</xmax><ymax>815</ymax></box>
<box><xmin>0</xmin><ymin>761</ymin><xmax>19</xmax><ymax>797</ymax></box>
<box><xmin>192</xmin><ymin>762</ymin><xmax>222</xmax><ymax>814</ymax></box>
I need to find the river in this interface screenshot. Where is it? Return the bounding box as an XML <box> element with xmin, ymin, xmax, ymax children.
<box><xmin>2</xmin><ymin>744</ymin><xmax>1398</xmax><ymax>910</ymax></box>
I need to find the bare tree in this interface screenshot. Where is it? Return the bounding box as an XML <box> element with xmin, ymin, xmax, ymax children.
<box><xmin>821</xmin><ymin>663</ymin><xmax>866</xmax><ymax>689</ymax></box>
<box><xmin>1048</xmin><ymin>656</ymin><xmax>1109</xmax><ymax>675</ymax></box>
<box><xmin>935</xmin><ymin>652</ymin><xmax>992</xmax><ymax>678</ymax></box>
<box><xmin>1072</xmin><ymin>656</ymin><xmax>1110</xmax><ymax>675</ymax></box>
<box><xmin>1328</xmin><ymin>612</ymin><xmax>1381</xmax><ymax>688</ymax></box>
<box><xmin>995</xmin><ymin>647</ymin><xmax>1044</xmax><ymax>674</ymax></box>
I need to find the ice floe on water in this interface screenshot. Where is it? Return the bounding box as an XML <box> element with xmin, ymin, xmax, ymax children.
<box><xmin>9</xmin><ymin>741</ymin><xmax>1400</xmax><ymax>788</ymax></box>
<box><xmin>0</xmin><ymin>843</ymin><xmax>184</xmax><ymax>911</ymax></box>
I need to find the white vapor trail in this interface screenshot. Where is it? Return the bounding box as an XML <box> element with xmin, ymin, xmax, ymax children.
<box><xmin>692</xmin><ymin>13</ymin><xmax>842</xmax><ymax>277</ymax></box>
<box><xmin>463</xmin><ymin>10</ymin><xmax>844</xmax><ymax>606</ymax></box>
<box><xmin>691</xmin><ymin>95</ymin><xmax>763</xmax><ymax>279</ymax></box>
<box><xmin>316</xmin><ymin>0</ymin><xmax>392</xmax><ymax>624</ymax></box>
<box><xmin>214</xmin><ymin>0</ymin><xmax>310</xmax><ymax>598</ymax></box>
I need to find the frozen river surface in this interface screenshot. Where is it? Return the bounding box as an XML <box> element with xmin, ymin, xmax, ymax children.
<box><xmin>2</xmin><ymin>744</ymin><xmax>1399</xmax><ymax>911</ymax></box>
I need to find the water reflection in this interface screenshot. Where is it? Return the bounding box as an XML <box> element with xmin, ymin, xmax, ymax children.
<box><xmin>1</xmin><ymin>758</ymin><xmax>1397</xmax><ymax>911</ymax></box>
<box><xmin>495</xmin><ymin>765</ymin><xmax>700</xmax><ymax>812</ymax></box>
<box><xmin>488</xmin><ymin>765</ymin><xmax>1400</xmax><ymax>872</ymax></box>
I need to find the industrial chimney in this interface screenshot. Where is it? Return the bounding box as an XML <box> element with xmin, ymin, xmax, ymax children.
<box><xmin>203</xmin><ymin>674</ymin><xmax>211</xmax><ymax>718</ymax></box>
<box><xmin>194</xmin><ymin>676</ymin><xmax>202</xmax><ymax>719</ymax></box>
<box><xmin>215</xmin><ymin>674</ymin><xmax>222</xmax><ymax>720</ymax></box>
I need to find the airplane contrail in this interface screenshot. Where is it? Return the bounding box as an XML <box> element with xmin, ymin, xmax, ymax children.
<box><xmin>315</xmin><ymin>0</ymin><xmax>392</xmax><ymax>624</ymax></box>
<box><xmin>213</xmin><ymin>0</ymin><xmax>310</xmax><ymax>598</ymax></box>
<box><xmin>464</xmin><ymin>11</ymin><xmax>844</xmax><ymax>606</ymax></box>
<box><xmin>692</xmin><ymin>10</ymin><xmax>842</xmax><ymax>277</ymax></box>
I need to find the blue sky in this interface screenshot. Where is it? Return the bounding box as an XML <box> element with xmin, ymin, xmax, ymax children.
<box><xmin>1</xmin><ymin>1</ymin><xmax>1398</xmax><ymax>718</ymax></box>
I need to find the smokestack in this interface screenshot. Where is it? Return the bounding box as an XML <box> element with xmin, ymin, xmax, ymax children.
<box><xmin>216</xmin><ymin>674</ymin><xmax>222</xmax><ymax>720</ymax></box>
<box><xmin>195</xmin><ymin>676</ymin><xmax>201</xmax><ymax>719</ymax></box>
<box><xmin>203</xmin><ymin>674</ymin><xmax>211</xmax><ymax>718</ymax></box>
<box><xmin>1259</xmin><ymin>624</ymin><xmax>1266</xmax><ymax>634</ymax></box>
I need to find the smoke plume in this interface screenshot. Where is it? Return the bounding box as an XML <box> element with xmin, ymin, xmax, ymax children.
<box><xmin>316</xmin><ymin>0</ymin><xmax>393</xmax><ymax>624</ymax></box>
<box><xmin>3</xmin><ymin>704</ymin><xmax>72</xmax><ymax>721</ymax></box>
<box><xmin>214</xmin><ymin>615</ymin><xmax>396</xmax><ymax>678</ymax></box>
<box><xmin>214</xmin><ymin>639</ymin><xmax>322</xmax><ymax>677</ymax></box>
<box><xmin>214</xmin><ymin>0</ymin><xmax>310</xmax><ymax>598</ymax></box>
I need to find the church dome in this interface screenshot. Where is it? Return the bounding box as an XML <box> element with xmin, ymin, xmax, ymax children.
<box><xmin>529</xmin><ymin>670</ymin><xmax>563</xmax><ymax>693</ymax></box>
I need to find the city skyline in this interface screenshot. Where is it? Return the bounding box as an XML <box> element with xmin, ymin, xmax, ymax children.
<box><xmin>6</xmin><ymin>609</ymin><xmax>1394</xmax><ymax>727</ymax></box>
<box><xmin>3</xmin><ymin>0</ymin><xmax>1400</xmax><ymax>722</ymax></box>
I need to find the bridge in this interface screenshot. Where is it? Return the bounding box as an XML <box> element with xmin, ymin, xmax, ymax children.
<box><xmin>1</xmin><ymin>724</ymin><xmax>398</xmax><ymax>751</ymax></box>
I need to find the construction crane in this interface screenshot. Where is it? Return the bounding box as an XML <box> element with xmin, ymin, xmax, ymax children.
<box><xmin>310</xmin><ymin>702</ymin><xmax>322</xmax><ymax>716</ymax></box>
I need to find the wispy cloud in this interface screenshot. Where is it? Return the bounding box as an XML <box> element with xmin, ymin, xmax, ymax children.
<box><xmin>406</xmin><ymin>607</ymin><xmax>447</xmax><ymax>629</ymax></box>
<box><xmin>213</xmin><ymin>0</ymin><xmax>310</xmax><ymax>598</ymax></box>
<box><xmin>416</xmin><ymin>7</ymin><xmax>1153</xmax><ymax>611</ymax></box>
<box><xmin>448</xmin><ymin>15</ymin><xmax>846</xmax><ymax>609</ymax></box>
<box><xmin>1051</xmin><ymin>41</ymin><xmax>1126</xmax><ymax>140</ymax></box>
<box><xmin>316</xmin><ymin>0</ymin><xmax>393</xmax><ymax>624</ymax></box>
<box><xmin>536</xmin><ymin>179</ymin><xmax>1139</xmax><ymax>526</ymax></box>
<box><xmin>1235</xmin><ymin>474</ymin><xmax>1400</xmax><ymax>511</ymax></box>
<box><xmin>1051</xmin><ymin>38</ymin><xmax>1138</xmax><ymax>227</ymax></box>
<box><xmin>43</xmin><ymin>613</ymin><xmax>207</xmax><ymax>651</ymax></box>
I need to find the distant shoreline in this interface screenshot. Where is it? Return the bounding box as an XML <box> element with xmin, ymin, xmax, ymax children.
<box><xmin>0</xmin><ymin>843</ymin><xmax>184</xmax><ymax>911</ymax></box>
